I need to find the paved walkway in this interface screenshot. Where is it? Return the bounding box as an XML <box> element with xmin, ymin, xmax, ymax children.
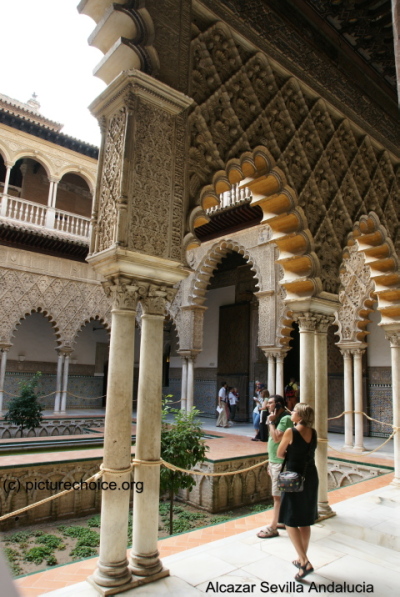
<box><xmin>7</xmin><ymin>416</ymin><xmax>396</xmax><ymax>597</ymax></box>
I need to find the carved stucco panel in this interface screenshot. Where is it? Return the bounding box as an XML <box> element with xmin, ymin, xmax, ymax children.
<box><xmin>0</xmin><ymin>266</ymin><xmax>111</xmax><ymax>347</ymax></box>
<box><xmin>336</xmin><ymin>245</ymin><xmax>374</xmax><ymax>343</ymax></box>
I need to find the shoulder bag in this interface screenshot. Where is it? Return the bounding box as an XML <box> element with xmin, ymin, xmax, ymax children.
<box><xmin>277</xmin><ymin>429</ymin><xmax>315</xmax><ymax>493</ymax></box>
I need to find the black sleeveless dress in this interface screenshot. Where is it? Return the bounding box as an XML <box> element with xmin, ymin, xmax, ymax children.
<box><xmin>278</xmin><ymin>427</ymin><xmax>319</xmax><ymax>527</ymax></box>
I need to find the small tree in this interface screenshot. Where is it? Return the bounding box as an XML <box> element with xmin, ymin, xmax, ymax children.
<box><xmin>5</xmin><ymin>372</ymin><xmax>44</xmax><ymax>436</ymax></box>
<box><xmin>160</xmin><ymin>401</ymin><xmax>208</xmax><ymax>535</ymax></box>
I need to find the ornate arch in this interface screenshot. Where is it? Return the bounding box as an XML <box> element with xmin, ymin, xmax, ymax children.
<box><xmin>11</xmin><ymin>308</ymin><xmax>61</xmax><ymax>343</ymax></box>
<box><xmin>187</xmin><ymin>145</ymin><xmax>321</xmax><ymax>301</ymax></box>
<box><xmin>188</xmin><ymin>237</ymin><xmax>261</xmax><ymax>306</ymax></box>
<box><xmin>347</xmin><ymin>212</ymin><xmax>400</xmax><ymax>325</ymax></box>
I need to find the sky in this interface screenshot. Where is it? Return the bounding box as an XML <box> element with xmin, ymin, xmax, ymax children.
<box><xmin>0</xmin><ymin>1</ymin><xmax>106</xmax><ymax>146</ymax></box>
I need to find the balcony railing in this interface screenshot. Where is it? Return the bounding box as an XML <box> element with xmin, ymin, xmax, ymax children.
<box><xmin>0</xmin><ymin>194</ymin><xmax>90</xmax><ymax>240</ymax></box>
<box><xmin>205</xmin><ymin>183</ymin><xmax>252</xmax><ymax>215</ymax></box>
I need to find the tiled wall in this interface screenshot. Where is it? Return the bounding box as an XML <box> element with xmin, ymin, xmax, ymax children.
<box><xmin>3</xmin><ymin>372</ymin><xmax>104</xmax><ymax>410</ymax></box>
<box><xmin>368</xmin><ymin>367</ymin><xmax>392</xmax><ymax>437</ymax></box>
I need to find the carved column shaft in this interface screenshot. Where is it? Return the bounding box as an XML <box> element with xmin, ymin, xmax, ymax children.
<box><xmin>295</xmin><ymin>314</ymin><xmax>317</xmax><ymax>411</ymax></box>
<box><xmin>353</xmin><ymin>349</ymin><xmax>365</xmax><ymax>452</ymax></box>
<box><xmin>275</xmin><ymin>353</ymin><xmax>285</xmax><ymax>397</ymax></box>
<box><xmin>54</xmin><ymin>352</ymin><xmax>64</xmax><ymax>413</ymax></box>
<box><xmin>60</xmin><ymin>353</ymin><xmax>71</xmax><ymax>413</ymax></box>
<box><xmin>384</xmin><ymin>331</ymin><xmax>400</xmax><ymax>486</ymax></box>
<box><xmin>130</xmin><ymin>286</ymin><xmax>175</xmax><ymax>580</ymax></box>
<box><xmin>268</xmin><ymin>354</ymin><xmax>276</xmax><ymax>395</ymax></box>
<box><xmin>180</xmin><ymin>356</ymin><xmax>188</xmax><ymax>411</ymax></box>
<box><xmin>314</xmin><ymin>317</ymin><xmax>334</xmax><ymax>518</ymax></box>
<box><xmin>0</xmin><ymin>347</ymin><xmax>10</xmax><ymax>412</ymax></box>
<box><xmin>341</xmin><ymin>349</ymin><xmax>354</xmax><ymax>449</ymax></box>
<box><xmin>92</xmin><ymin>282</ymin><xmax>139</xmax><ymax>591</ymax></box>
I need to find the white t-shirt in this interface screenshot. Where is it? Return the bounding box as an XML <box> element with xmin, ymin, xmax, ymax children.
<box><xmin>229</xmin><ymin>392</ymin><xmax>238</xmax><ymax>405</ymax></box>
<box><xmin>218</xmin><ymin>386</ymin><xmax>227</xmax><ymax>402</ymax></box>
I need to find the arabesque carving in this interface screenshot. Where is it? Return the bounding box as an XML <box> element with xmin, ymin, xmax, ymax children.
<box><xmin>336</xmin><ymin>244</ymin><xmax>375</xmax><ymax>344</ymax></box>
<box><xmin>0</xmin><ymin>267</ymin><xmax>111</xmax><ymax>347</ymax></box>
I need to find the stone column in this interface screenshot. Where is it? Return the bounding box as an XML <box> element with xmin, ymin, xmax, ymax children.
<box><xmin>180</xmin><ymin>355</ymin><xmax>188</xmax><ymax>411</ymax></box>
<box><xmin>314</xmin><ymin>316</ymin><xmax>334</xmax><ymax>519</ymax></box>
<box><xmin>60</xmin><ymin>352</ymin><xmax>71</xmax><ymax>413</ymax></box>
<box><xmin>275</xmin><ymin>352</ymin><xmax>285</xmax><ymax>397</ymax></box>
<box><xmin>267</xmin><ymin>354</ymin><xmax>276</xmax><ymax>395</ymax></box>
<box><xmin>295</xmin><ymin>313</ymin><xmax>317</xmax><ymax>411</ymax></box>
<box><xmin>384</xmin><ymin>330</ymin><xmax>400</xmax><ymax>487</ymax></box>
<box><xmin>353</xmin><ymin>348</ymin><xmax>365</xmax><ymax>452</ymax></box>
<box><xmin>0</xmin><ymin>345</ymin><xmax>11</xmax><ymax>412</ymax></box>
<box><xmin>2</xmin><ymin>163</ymin><xmax>12</xmax><ymax>196</ymax></box>
<box><xmin>53</xmin><ymin>351</ymin><xmax>64</xmax><ymax>413</ymax></box>
<box><xmin>130</xmin><ymin>285</ymin><xmax>175</xmax><ymax>581</ymax></box>
<box><xmin>341</xmin><ymin>349</ymin><xmax>354</xmax><ymax>449</ymax></box>
<box><xmin>52</xmin><ymin>180</ymin><xmax>59</xmax><ymax>208</ymax></box>
<box><xmin>47</xmin><ymin>180</ymin><xmax>55</xmax><ymax>206</ymax></box>
<box><xmin>186</xmin><ymin>354</ymin><xmax>196</xmax><ymax>411</ymax></box>
<box><xmin>90</xmin><ymin>280</ymin><xmax>140</xmax><ymax>592</ymax></box>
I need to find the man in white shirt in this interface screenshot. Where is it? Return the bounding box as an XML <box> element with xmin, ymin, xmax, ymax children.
<box><xmin>228</xmin><ymin>387</ymin><xmax>239</xmax><ymax>421</ymax></box>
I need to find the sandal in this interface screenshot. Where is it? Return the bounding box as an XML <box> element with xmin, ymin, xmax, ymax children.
<box><xmin>295</xmin><ymin>562</ymin><xmax>314</xmax><ymax>582</ymax></box>
<box><xmin>292</xmin><ymin>560</ymin><xmax>301</xmax><ymax>569</ymax></box>
<box><xmin>257</xmin><ymin>526</ymin><xmax>279</xmax><ymax>539</ymax></box>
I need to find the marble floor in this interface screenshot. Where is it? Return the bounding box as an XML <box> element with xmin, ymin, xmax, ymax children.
<box><xmin>29</xmin><ymin>482</ymin><xmax>400</xmax><ymax>597</ymax></box>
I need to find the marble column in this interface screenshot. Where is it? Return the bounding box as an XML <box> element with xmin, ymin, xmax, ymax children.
<box><xmin>53</xmin><ymin>351</ymin><xmax>64</xmax><ymax>413</ymax></box>
<box><xmin>52</xmin><ymin>180</ymin><xmax>59</xmax><ymax>208</ymax></box>
<box><xmin>2</xmin><ymin>163</ymin><xmax>12</xmax><ymax>195</ymax></box>
<box><xmin>91</xmin><ymin>280</ymin><xmax>139</xmax><ymax>592</ymax></box>
<box><xmin>186</xmin><ymin>354</ymin><xmax>196</xmax><ymax>411</ymax></box>
<box><xmin>314</xmin><ymin>316</ymin><xmax>334</xmax><ymax>518</ymax></box>
<box><xmin>267</xmin><ymin>354</ymin><xmax>276</xmax><ymax>395</ymax></box>
<box><xmin>130</xmin><ymin>285</ymin><xmax>174</xmax><ymax>581</ymax></box>
<box><xmin>0</xmin><ymin>345</ymin><xmax>11</xmax><ymax>412</ymax></box>
<box><xmin>353</xmin><ymin>348</ymin><xmax>365</xmax><ymax>452</ymax></box>
<box><xmin>60</xmin><ymin>353</ymin><xmax>70</xmax><ymax>413</ymax></box>
<box><xmin>180</xmin><ymin>355</ymin><xmax>188</xmax><ymax>411</ymax></box>
<box><xmin>385</xmin><ymin>330</ymin><xmax>400</xmax><ymax>487</ymax></box>
<box><xmin>341</xmin><ymin>349</ymin><xmax>354</xmax><ymax>449</ymax></box>
<box><xmin>275</xmin><ymin>352</ymin><xmax>285</xmax><ymax>397</ymax></box>
<box><xmin>295</xmin><ymin>313</ymin><xmax>317</xmax><ymax>411</ymax></box>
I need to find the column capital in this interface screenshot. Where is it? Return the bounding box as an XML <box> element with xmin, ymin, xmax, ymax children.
<box><xmin>103</xmin><ymin>277</ymin><xmax>146</xmax><ymax>311</ymax></box>
<box><xmin>0</xmin><ymin>343</ymin><xmax>12</xmax><ymax>352</ymax></box>
<box><xmin>384</xmin><ymin>331</ymin><xmax>400</xmax><ymax>348</ymax></box>
<box><xmin>141</xmin><ymin>284</ymin><xmax>177</xmax><ymax>316</ymax></box>
<box><xmin>259</xmin><ymin>346</ymin><xmax>283</xmax><ymax>359</ymax></box>
<box><xmin>293</xmin><ymin>312</ymin><xmax>318</xmax><ymax>332</ymax></box>
<box><xmin>315</xmin><ymin>314</ymin><xmax>335</xmax><ymax>333</ymax></box>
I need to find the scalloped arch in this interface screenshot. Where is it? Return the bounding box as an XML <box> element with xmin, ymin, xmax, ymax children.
<box><xmin>347</xmin><ymin>212</ymin><xmax>400</xmax><ymax>325</ymax></box>
<box><xmin>188</xmin><ymin>238</ymin><xmax>261</xmax><ymax>306</ymax></box>
<box><xmin>73</xmin><ymin>316</ymin><xmax>111</xmax><ymax>346</ymax></box>
<box><xmin>190</xmin><ymin>145</ymin><xmax>322</xmax><ymax>300</ymax></box>
<box><xmin>11</xmin><ymin>308</ymin><xmax>62</xmax><ymax>344</ymax></box>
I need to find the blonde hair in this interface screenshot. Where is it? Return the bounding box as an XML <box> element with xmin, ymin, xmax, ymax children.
<box><xmin>294</xmin><ymin>403</ymin><xmax>314</xmax><ymax>428</ymax></box>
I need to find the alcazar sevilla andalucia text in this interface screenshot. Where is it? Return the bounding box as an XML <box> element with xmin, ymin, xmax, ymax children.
<box><xmin>1</xmin><ymin>1</ymin><xmax>400</xmax><ymax>596</ymax></box>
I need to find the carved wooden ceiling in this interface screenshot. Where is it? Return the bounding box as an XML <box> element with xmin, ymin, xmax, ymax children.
<box><xmin>260</xmin><ymin>0</ymin><xmax>396</xmax><ymax>107</ymax></box>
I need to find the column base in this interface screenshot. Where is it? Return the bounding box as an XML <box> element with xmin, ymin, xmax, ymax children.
<box><xmin>342</xmin><ymin>444</ymin><xmax>354</xmax><ymax>451</ymax></box>
<box><xmin>352</xmin><ymin>445</ymin><xmax>366</xmax><ymax>453</ymax></box>
<box><xmin>129</xmin><ymin>549</ymin><xmax>164</xmax><ymax>577</ymax></box>
<box><xmin>87</xmin><ymin>568</ymin><xmax>169</xmax><ymax>596</ymax></box>
<box><xmin>317</xmin><ymin>502</ymin><xmax>336</xmax><ymax>521</ymax></box>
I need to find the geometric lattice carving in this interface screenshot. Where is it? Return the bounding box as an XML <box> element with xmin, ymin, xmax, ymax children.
<box><xmin>0</xmin><ymin>267</ymin><xmax>111</xmax><ymax>348</ymax></box>
<box><xmin>188</xmin><ymin>21</ymin><xmax>400</xmax><ymax>294</ymax></box>
<box><xmin>336</xmin><ymin>244</ymin><xmax>375</xmax><ymax>344</ymax></box>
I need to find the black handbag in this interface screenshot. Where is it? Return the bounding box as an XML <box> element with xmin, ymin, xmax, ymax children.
<box><xmin>277</xmin><ymin>429</ymin><xmax>314</xmax><ymax>493</ymax></box>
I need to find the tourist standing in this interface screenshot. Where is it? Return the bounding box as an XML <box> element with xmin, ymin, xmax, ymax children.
<box><xmin>216</xmin><ymin>381</ymin><xmax>229</xmax><ymax>428</ymax></box>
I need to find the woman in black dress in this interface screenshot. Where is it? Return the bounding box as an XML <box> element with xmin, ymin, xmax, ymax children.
<box><xmin>277</xmin><ymin>403</ymin><xmax>318</xmax><ymax>582</ymax></box>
